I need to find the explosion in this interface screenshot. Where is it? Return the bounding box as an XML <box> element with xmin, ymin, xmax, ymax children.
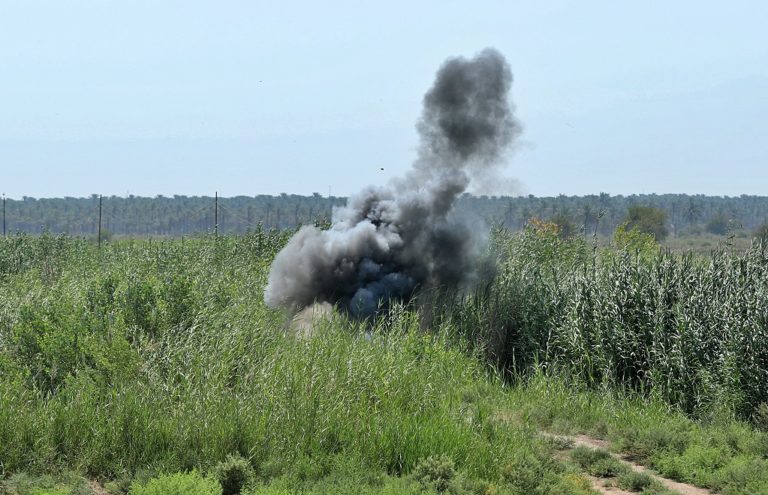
<box><xmin>265</xmin><ymin>48</ymin><xmax>521</xmax><ymax>317</ymax></box>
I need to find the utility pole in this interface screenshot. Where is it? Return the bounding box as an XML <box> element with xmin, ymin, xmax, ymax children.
<box><xmin>98</xmin><ymin>194</ymin><xmax>103</xmax><ymax>248</ymax></box>
<box><xmin>214</xmin><ymin>191</ymin><xmax>218</xmax><ymax>236</ymax></box>
<box><xmin>2</xmin><ymin>193</ymin><xmax>6</xmax><ymax>237</ymax></box>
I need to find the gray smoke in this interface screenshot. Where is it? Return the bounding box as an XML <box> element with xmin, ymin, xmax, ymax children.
<box><xmin>264</xmin><ymin>48</ymin><xmax>521</xmax><ymax>317</ymax></box>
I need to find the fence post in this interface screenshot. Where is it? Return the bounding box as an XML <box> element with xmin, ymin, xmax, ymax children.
<box><xmin>97</xmin><ymin>195</ymin><xmax>103</xmax><ymax>248</ymax></box>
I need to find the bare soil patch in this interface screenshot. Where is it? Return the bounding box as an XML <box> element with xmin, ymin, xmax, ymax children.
<box><xmin>546</xmin><ymin>432</ymin><xmax>712</xmax><ymax>495</ymax></box>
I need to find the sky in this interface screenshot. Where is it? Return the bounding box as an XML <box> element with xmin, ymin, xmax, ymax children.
<box><xmin>1</xmin><ymin>1</ymin><xmax>766</xmax><ymax>199</ymax></box>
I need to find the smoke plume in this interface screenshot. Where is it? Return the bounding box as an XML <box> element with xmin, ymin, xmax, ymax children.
<box><xmin>264</xmin><ymin>48</ymin><xmax>521</xmax><ymax>317</ymax></box>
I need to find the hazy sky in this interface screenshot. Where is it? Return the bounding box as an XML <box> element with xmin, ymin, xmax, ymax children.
<box><xmin>1</xmin><ymin>1</ymin><xmax>766</xmax><ymax>199</ymax></box>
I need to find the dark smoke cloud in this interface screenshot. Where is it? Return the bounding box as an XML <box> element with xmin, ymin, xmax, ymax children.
<box><xmin>264</xmin><ymin>48</ymin><xmax>521</xmax><ymax>317</ymax></box>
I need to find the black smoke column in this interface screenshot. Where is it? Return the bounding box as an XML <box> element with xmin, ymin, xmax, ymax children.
<box><xmin>264</xmin><ymin>48</ymin><xmax>521</xmax><ymax>317</ymax></box>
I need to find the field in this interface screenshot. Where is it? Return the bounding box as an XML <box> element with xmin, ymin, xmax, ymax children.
<box><xmin>2</xmin><ymin>227</ymin><xmax>768</xmax><ymax>494</ymax></box>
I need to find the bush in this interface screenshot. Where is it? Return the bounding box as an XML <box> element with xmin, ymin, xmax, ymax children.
<box><xmin>215</xmin><ymin>454</ymin><xmax>254</xmax><ymax>495</ymax></box>
<box><xmin>550</xmin><ymin>473</ymin><xmax>597</xmax><ymax>495</ymax></box>
<box><xmin>613</xmin><ymin>223</ymin><xmax>658</xmax><ymax>257</ymax></box>
<box><xmin>11</xmin><ymin>301</ymin><xmax>97</xmax><ymax>395</ymax></box>
<box><xmin>569</xmin><ymin>446</ymin><xmax>611</xmax><ymax>469</ymax></box>
<box><xmin>623</xmin><ymin>205</ymin><xmax>668</xmax><ymax>240</ymax></box>
<box><xmin>411</xmin><ymin>455</ymin><xmax>456</xmax><ymax>493</ymax></box>
<box><xmin>588</xmin><ymin>457</ymin><xmax>627</xmax><ymax>478</ymax></box>
<box><xmin>129</xmin><ymin>471</ymin><xmax>222</xmax><ymax>495</ymax></box>
<box><xmin>549</xmin><ymin>212</ymin><xmax>579</xmax><ymax>239</ymax></box>
<box><xmin>500</xmin><ymin>451</ymin><xmax>553</xmax><ymax>494</ymax></box>
<box><xmin>617</xmin><ymin>471</ymin><xmax>653</xmax><ymax>492</ymax></box>
<box><xmin>0</xmin><ymin>472</ymin><xmax>91</xmax><ymax>495</ymax></box>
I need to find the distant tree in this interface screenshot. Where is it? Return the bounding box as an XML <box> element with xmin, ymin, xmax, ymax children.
<box><xmin>549</xmin><ymin>211</ymin><xmax>578</xmax><ymax>239</ymax></box>
<box><xmin>685</xmin><ymin>198</ymin><xmax>701</xmax><ymax>224</ymax></box>
<box><xmin>6</xmin><ymin>193</ymin><xmax>768</xmax><ymax>238</ymax></box>
<box><xmin>581</xmin><ymin>203</ymin><xmax>599</xmax><ymax>236</ymax></box>
<box><xmin>624</xmin><ymin>205</ymin><xmax>668</xmax><ymax>240</ymax></box>
<box><xmin>706</xmin><ymin>214</ymin><xmax>730</xmax><ymax>235</ymax></box>
<box><xmin>755</xmin><ymin>224</ymin><xmax>768</xmax><ymax>243</ymax></box>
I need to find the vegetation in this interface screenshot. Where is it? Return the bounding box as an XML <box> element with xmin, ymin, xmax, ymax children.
<box><xmin>214</xmin><ymin>455</ymin><xmax>254</xmax><ymax>495</ymax></box>
<box><xmin>128</xmin><ymin>471</ymin><xmax>221</xmax><ymax>495</ymax></box>
<box><xmin>622</xmin><ymin>205</ymin><xmax>668</xmax><ymax>240</ymax></box>
<box><xmin>612</xmin><ymin>223</ymin><xmax>659</xmax><ymax>256</ymax></box>
<box><xmin>443</xmin><ymin>222</ymin><xmax>768</xmax><ymax>419</ymax></box>
<box><xmin>706</xmin><ymin>212</ymin><xmax>732</xmax><ymax>235</ymax></box>
<box><xmin>616</xmin><ymin>471</ymin><xmax>654</xmax><ymax>492</ymax></box>
<box><xmin>4</xmin><ymin>193</ymin><xmax>768</xmax><ymax>240</ymax></box>
<box><xmin>755</xmin><ymin>223</ymin><xmax>768</xmax><ymax>243</ymax></box>
<box><xmin>547</xmin><ymin>211</ymin><xmax>578</xmax><ymax>239</ymax></box>
<box><xmin>2</xmin><ymin>227</ymin><xmax>768</xmax><ymax>493</ymax></box>
<box><xmin>568</xmin><ymin>446</ymin><xmax>663</xmax><ymax>492</ymax></box>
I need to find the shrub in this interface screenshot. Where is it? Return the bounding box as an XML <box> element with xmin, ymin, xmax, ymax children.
<box><xmin>215</xmin><ymin>454</ymin><xmax>254</xmax><ymax>495</ymax></box>
<box><xmin>623</xmin><ymin>205</ymin><xmax>668</xmax><ymax>240</ymax></box>
<box><xmin>712</xmin><ymin>456</ymin><xmax>768</xmax><ymax>494</ymax></box>
<box><xmin>613</xmin><ymin>223</ymin><xmax>658</xmax><ymax>257</ymax></box>
<box><xmin>569</xmin><ymin>446</ymin><xmax>611</xmax><ymax>469</ymax></box>
<box><xmin>754</xmin><ymin>403</ymin><xmax>768</xmax><ymax>431</ymax></box>
<box><xmin>652</xmin><ymin>444</ymin><xmax>728</xmax><ymax>486</ymax></box>
<box><xmin>614</xmin><ymin>421</ymin><xmax>692</xmax><ymax>461</ymax></box>
<box><xmin>588</xmin><ymin>457</ymin><xmax>627</xmax><ymax>478</ymax></box>
<box><xmin>617</xmin><ymin>471</ymin><xmax>653</xmax><ymax>492</ymax></box>
<box><xmin>549</xmin><ymin>212</ymin><xmax>579</xmax><ymax>239</ymax></box>
<box><xmin>411</xmin><ymin>455</ymin><xmax>456</xmax><ymax>493</ymax></box>
<box><xmin>550</xmin><ymin>473</ymin><xmax>596</xmax><ymax>495</ymax></box>
<box><xmin>11</xmin><ymin>301</ymin><xmax>97</xmax><ymax>395</ymax></box>
<box><xmin>0</xmin><ymin>472</ymin><xmax>89</xmax><ymax>495</ymax></box>
<box><xmin>128</xmin><ymin>471</ymin><xmax>222</xmax><ymax>495</ymax></box>
<box><xmin>500</xmin><ymin>451</ymin><xmax>551</xmax><ymax>494</ymax></box>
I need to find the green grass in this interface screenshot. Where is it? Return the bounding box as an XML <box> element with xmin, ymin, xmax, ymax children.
<box><xmin>569</xmin><ymin>446</ymin><xmax>613</xmax><ymax>470</ymax></box>
<box><xmin>565</xmin><ymin>445</ymin><xmax>666</xmax><ymax>493</ymax></box>
<box><xmin>497</xmin><ymin>372</ymin><xmax>768</xmax><ymax>494</ymax></box>
<box><xmin>0</xmin><ymin>472</ymin><xmax>91</xmax><ymax>495</ymax></box>
<box><xmin>616</xmin><ymin>471</ymin><xmax>654</xmax><ymax>492</ymax></box>
<box><xmin>1</xmin><ymin>230</ymin><xmax>768</xmax><ymax>493</ymax></box>
<box><xmin>444</xmin><ymin>225</ymin><xmax>768</xmax><ymax>420</ymax></box>
<box><xmin>569</xmin><ymin>448</ymin><xmax>626</xmax><ymax>478</ymax></box>
<box><xmin>0</xmin><ymin>232</ymin><xmax>582</xmax><ymax>493</ymax></box>
<box><xmin>127</xmin><ymin>471</ymin><xmax>221</xmax><ymax>495</ymax></box>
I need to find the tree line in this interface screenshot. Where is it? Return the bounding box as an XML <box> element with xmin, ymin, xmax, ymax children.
<box><xmin>3</xmin><ymin>193</ymin><xmax>767</xmax><ymax>238</ymax></box>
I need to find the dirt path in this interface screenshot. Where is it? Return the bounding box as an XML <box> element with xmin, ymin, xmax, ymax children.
<box><xmin>583</xmin><ymin>473</ymin><xmax>636</xmax><ymax>495</ymax></box>
<box><xmin>546</xmin><ymin>433</ymin><xmax>712</xmax><ymax>495</ymax></box>
<box><xmin>88</xmin><ymin>479</ymin><xmax>110</xmax><ymax>495</ymax></box>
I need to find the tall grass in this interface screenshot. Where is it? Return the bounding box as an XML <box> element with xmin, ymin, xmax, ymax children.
<box><xmin>447</xmin><ymin>225</ymin><xmax>768</xmax><ymax>419</ymax></box>
<box><xmin>2</xmin><ymin>226</ymin><xmax>768</xmax><ymax>488</ymax></box>
<box><xmin>0</xmin><ymin>230</ymin><xmax>533</xmax><ymax>484</ymax></box>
